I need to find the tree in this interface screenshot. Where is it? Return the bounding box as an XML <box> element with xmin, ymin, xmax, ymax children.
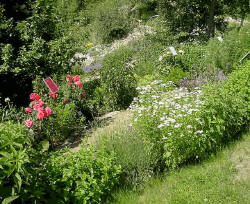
<box><xmin>0</xmin><ymin>0</ymin><xmax>76</xmax><ymax>106</ymax></box>
<box><xmin>158</xmin><ymin>0</ymin><xmax>249</xmax><ymax>38</ymax></box>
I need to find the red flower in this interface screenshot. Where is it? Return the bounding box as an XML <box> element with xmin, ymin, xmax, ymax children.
<box><xmin>73</xmin><ymin>75</ymin><xmax>80</xmax><ymax>82</ymax></box>
<box><xmin>49</xmin><ymin>92</ymin><xmax>58</xmax><ymax>99</ymax></box>
<box><xmin>38</xmin><ymin>99</ymin><xmax>45</xmax><ymax>107</ymax></box>
<box><xmin>30</xmin><ymin>101</ymin><xmax>36</xmax><ymax>107</ymax></box>
<box><xmin>66</xmin><ymin>76</ymin><xmax>73</xmax><ymax>85</ymax></box>
<box><xmin>63</xmin><ymin>99</ymin><xmax>68</xmax><ymax>103</ymax></box>
<box><xmin>25</xmin><ymin>107</ymin><xmax>32</xmax><ymax>113</ymax></box>
<box><xmin>33</xmin><ymin>105</ymin><xmax>43</xmax><ymax>112</ymax></box>
<box><xmin>45</xmin><ymin>107</ymin><xmax>52</xmax><ymax>117</ymax></box>
<box><xmin>29</xmin><ymin>93</ymin><xmax>40</xmax><ymax>101</ymax></box>
<box><xmin>75</xmin><ymin>81</ymin><xmax>83</xmax><ymax>88</ymax></box>
<box><xmin>37</xmin><ymin>111</ymin><xmax>45</xmax><ymax>120</ymax></box>
<box><xmin>25</xmin><ymin>119</ymin><xmax>33</xmax><ymax>128</ymax></box>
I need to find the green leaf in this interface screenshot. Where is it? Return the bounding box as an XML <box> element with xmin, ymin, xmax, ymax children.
<box><xmin>0</xmin><ymin>151</ymin><xmax>11</xmax><ymax>158</ymax></box>
<box><xmin>14</xmin><ymin>173</ymin><xmax>22</xmax><ymax>192</ymax></box>
<box><xmin>40</xmin><ymin>140</ymin><xmax>50</xmax><ymax>152</ymax></box>
<box><xmin>2</xmin><ymin>195</ymin><xmax>19</xmax><ymax>204</ymax></box>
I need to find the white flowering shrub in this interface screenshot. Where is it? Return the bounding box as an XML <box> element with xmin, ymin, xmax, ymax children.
<box><xmin>130</xmin><ymin>80</ymin><xmax>207</xmax><ymax>168</ymax></box>
<box><xmin>130</xmin><ymin>62</ymin><xmax>249</xmax><ymax>168</ymax></box>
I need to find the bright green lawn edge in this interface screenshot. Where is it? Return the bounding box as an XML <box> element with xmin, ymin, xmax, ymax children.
<box><xmin>107</xmin><ymin>127</ymin><xmax>250</xmax><ymax>204</ymax></box>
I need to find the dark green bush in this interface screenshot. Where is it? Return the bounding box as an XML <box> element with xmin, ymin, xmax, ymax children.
<box><xmin>100</xmin><ymin>47</ymin><xmax>137</xmax><ymax>110</ymax></box>
<box><xmin>45</xmin><ymin>144</ymin><xmax>121</xmax><ymax>203</ymax></box>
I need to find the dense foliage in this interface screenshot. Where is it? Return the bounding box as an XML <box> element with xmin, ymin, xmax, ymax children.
<box><xmin>0</xmin><ymin>0</ymin><xmax>249</xmax><ymax>202</ymax></box>
<box><xmin>130</xmin><ymin>61</ymin><xmax>249</xmax><ymax>168</ymax></box>
<box><xmin>0</xmin><ymin>122</ymin><xmax>31</xmax><ymax>203</ymax></box>
<box><xmin>44</xmin><ymin>144</ymin><xmax>121</xmax><ymax>203</ymax></box>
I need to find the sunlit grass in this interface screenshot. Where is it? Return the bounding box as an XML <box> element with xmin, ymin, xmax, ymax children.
<box><xmin>107</xmin><ymin>127</ymin><xmax>250</xmax><ymax>204</ymax></box>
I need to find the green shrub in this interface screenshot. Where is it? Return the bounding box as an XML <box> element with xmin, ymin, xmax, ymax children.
<box><xmin>167</xmin><ymin>24</ymin><xmax>250</xmax><ymax>75</ymax></box>
<box><xmin>90</xmin><ymin>0</ymin><xmax>136</xmax><ymax>43</ymax></box>
<box><xmin>0</xmin><ymin>122</ymin><xmax>31</xmax><ymax>203</ymax></box>
<box><xmin>201</xmin><ymin>60</ymin><xmax>250</xmax><ymax>144</ymax></box>
<box><xmin>0</xmin><ymin>99</ymin><xmax>24</xmax><ymax>123</ymax></box>
<box><xmin>131</xmin><ymin>61</ymin><xmax>249</xmax><ymax>168</ymax></box>
<box><xmin>96</xmin><ymin>127</ymin><xmax>157</xmax><ymax>188</ymax></box>
<box><xmin>100</xmin><ymin>47</ymin><xmax>137</xmax><ymax>110</ymax></box>
<box><xmin>45</xmin><ymin>144</ymin><xmax>121</xmax><ymax>203</ymax></box>
<box><xmin>204</xmin><ymin>24</ymin><xmax>250</xmax><ymax>73</ymax></box>
<box><xmin>42</xmin><ymin>102</ymin><xmax>77</xmax><ymax>142</ymax></box>
<box><xmin>132</xmin><ymin>42</ymin><xmax>165</xmax><ymax>77</ymax></box>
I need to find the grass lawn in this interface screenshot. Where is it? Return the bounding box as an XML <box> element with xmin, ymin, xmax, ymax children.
<box><xmin>107</xmin><ymin>127</ymin><xmax>250</xmax><ymax>204</ymax></box>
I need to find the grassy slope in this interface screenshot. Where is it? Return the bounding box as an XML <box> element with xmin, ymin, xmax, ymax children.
<box><xmin>108</xmin><ymin>127</ymin><xmax>250</xmax><ymax>204</ymax></box>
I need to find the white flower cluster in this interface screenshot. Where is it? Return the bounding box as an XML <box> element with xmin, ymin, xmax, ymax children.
<box><xmin>130</xmin><ymin>82</ymin><xmax>206</xmax><ymax>140</ymax></box>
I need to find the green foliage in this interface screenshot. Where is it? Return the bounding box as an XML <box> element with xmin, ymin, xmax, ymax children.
<box><xmin>0</xmin><ymin>122</ymin><xmax>31</xmax><ymax>202</ymax></box>
<box><xmin>132</xmin><ymin>42</ymin><xmax>165</xmax><ymax>77</ymax></box>
<box><xmin>0</xmin><ymin>0</ymin><xmax>78</xmax><ymax>105</ymax></box>
<box><xmin>201</xmin><ymin>60</ymin><xmax>250</xmax><ymax>145</ymax></box>
<box><xmin>101</xmin><ymin>47</ymin><xmax>137</xmax><ymax>110</ymax></box>
<box><xmin>45</xmin><ymin>144</ymin><xmax>121</xmax><ymax>203</ymax></box>
<box><xmin>0</xmin><ymin>100</ymin><xmax>23</xmax><ymax>123</ymax></box>
<box><xmin>131</xmin><ymin>61</ymin><xmax>249</xmax><ymax>168</ymax></box>
<box><xmin>204</xmin><ymin>24</ymin><xmax>250</xmax><ymax>73</ymax></box>
<box><xmin>43</xmin><ymin>102</ymin><xmax>77</xmax><ymax>142</ymax></box>
<box><xmin>97</xmin><ymin>127</ymin><xmax>157</xmax><ymax>188</ymax></box>
<box><xmin>167</xmin><ymin>24</ymin><xmax>250</xmax><ymax>75</ymax></box>
<box><xmin>157</xmin><ymin>0</ymin><xmax>248</xmax><ymax>38</ymax></box>
<box><xmin>90</xmin><ymin>0</ymin><xmax>136</xmax><ymax>43</ymax></box>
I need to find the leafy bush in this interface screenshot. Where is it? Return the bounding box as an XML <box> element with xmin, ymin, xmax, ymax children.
<box><xmin>100</xmin><ymin>47</ymin><xmax>137</xmax><ymax>110</ymax></box>
<box><xmin>90</xmin><ymin>0</ymin><xmax>136</xmax><ymax>43</ymax></box>
<box><xmin>130</xmin><ymin>61</ymin><xmax>249</xmax><ymax>168</ymax></box>
<box><xmin>0</xmin><ymin>0</ymin><xmax>77</xmax><ymax>105</ymax></box>
<box><xmin>0</xmin><ymin>122</ymin><xmax>31</xmax><ymax>203</ymax></box>
<box><xmin>42</xmin><ymin>102</ymin><xmax>77</xmax><ymax>142</ymax></box>
<box><xmin>96</xmin><ymin>127</ymin><xmax>157</xmax><ymax>188</ymax></box>
<box><xmin>201</xmin><ymin>60</ymin><xmax>250</xmax><ymax>144</ymax></box>
<box><xmin>44</xmin><ymin>144</ymin><xmax>121</xmax><ymax>203</ymax></box>
<box><xmin>0</xmin><ymin>99</ymin><xmax>24</xmax><ymax>123</ymax></box>
<box><xmin>33</xmin><ymin>74</ymin><xmax>103</xmax><ymax>118</ymax></box>
<box><xmin>26</xmin><ymin>76</ymin><xmax>89</xmax><ymax>143</ymax></box>
<box><xmin>168</xmin><ymin>24</ymin><xmax>250</xmax><ymax>75</ymax></box>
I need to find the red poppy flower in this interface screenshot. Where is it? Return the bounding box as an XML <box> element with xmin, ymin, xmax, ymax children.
<box><xmin>25</xmin><ymin>107</ymin><xmax>32</xmax><ymax>113</ymax></box>
<box><xmin>45</xmin><ymin>107</ymin><xmax>52</xmax><ymax>117</ymax></box>
<box><xmin>25</xmin><ymin>119</ymin><xmax>33</xmax><ymax>128</ymax></box>
<box><xmin>75</xmin><ymin>81</ymin><xmax>83</xmax><ymax>88</ymax></box>
<box><xmin>37</xmin><ymin>111</ymin><xmax>45</xmax><ymax>120</ymax></box>
<box><xmin>73</xmin><ymin>75</ymin><xmax>80</xmax><ymax>82</ymax></box>
<box><xmin>66</xmin><ymin>76</ymin><xmax>73</xmax><ymax>85</ymax></box>
<box><xmin>29</xmin><ymin>93</ymin><xmax>40</xmax><ymax>101</ymax></box>
<box><xmin>38</xmin><ymin>99</ymin><xmax>45</xmax><ymax>107</ymax></box>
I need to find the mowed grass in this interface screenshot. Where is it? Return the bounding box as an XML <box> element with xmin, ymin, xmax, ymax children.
<box><xmin>107</xmin><ymin>127</ymin><xmax>250</xmax><ymax>204</ymax></box>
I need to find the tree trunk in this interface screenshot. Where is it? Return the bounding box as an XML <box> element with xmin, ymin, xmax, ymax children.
<box><xmin>207</xmin><ymin>0</ymin><xmax>215</xmax><ymax>38</ymax></box>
